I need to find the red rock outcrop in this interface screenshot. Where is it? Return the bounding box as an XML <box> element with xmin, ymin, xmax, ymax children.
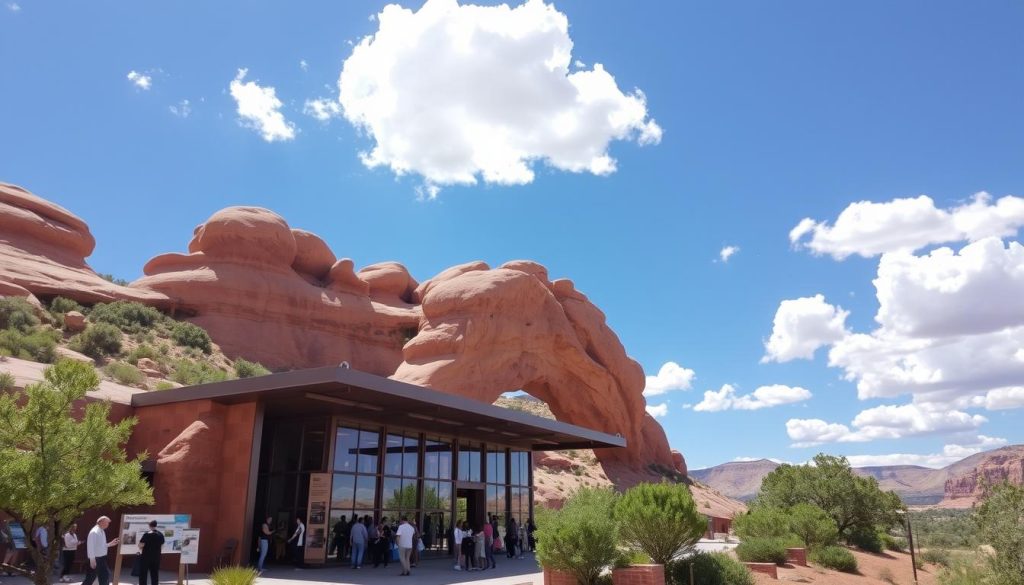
<box><xmin>943</xmin><ymin>451</ymin><xmax>1024</xmax><ymax>504</ymax></box>
<box><xmin>1</xmin><ymin>182</ymin><xmax>678</xmax><ymax>479</ymax></box>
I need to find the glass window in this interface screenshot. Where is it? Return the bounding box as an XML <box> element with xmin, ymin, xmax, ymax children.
<box><xmin>458</xmin><ymin>443</ymin><xmax>481</xmax><ymax>482</ymax></box>
<box><xmin>301</xmin><ymin>424</ymin><xmax>326</xmax><ymax>471</ymax></box>
<box><xmin>333</xmin><ymin>427</ymin><xmax>358</xmax><ymax>472</ymax></box>
<box><xmin>384</xmin><ymin>434</ymin><xmax>404</xmax><ymax>476</ymax></box>
<box><xmin>486</xmin><ymin>484</ymin><xmax>499</xmax><ymax>516</ymax></box>
<box><xmin>403</xmin><ymin>434</ymin><xmax>420</xmax><ymax>477</ymax></box>
<box><xmin>357</xmin><ymin>429</ymin><xmax>380</xmax><ymax>474</ymax></box>
<box><xmin>332</xmin><ymin>473</ymin><xmax>355</xmax><ymax>509</ymax></box>
<box><xmin>424</xmin><ymin>438</ymin><xmax>451</xmax><ymax>479</ymax></box>
<box><xmin>510</xmin><ymin>451</ymin><xmax>529</xmax><ymax>486</ymax></box>
<box><xmin>510</xmin><ymin>450</ymin><xmax>521</xmax><ymax>485</ymax></box>
<box><xmin>354</xmin><ymin>475</ymin><xmax>377</xmax><ymax>509</ymax></box>
<box><xmin>520</xmin><ymin>452</ymin><xmax>530</xmax><ymax>485</ymax></box>
<box><xmin>486</xmin><ymin>449</ymin><xmax>506</xmax><ymax>483</ymax></box>
<box><xmin>382</xmin><ymin>477</ymin><xmax>403</xmax><ymax>508</ymax></box>
<box><xmin>270</xmin><ymin>424</ymin><xmax>301</xmax><ymax>472</ymax></box>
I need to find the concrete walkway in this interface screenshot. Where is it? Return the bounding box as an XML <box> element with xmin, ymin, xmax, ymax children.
<box><xmin>1</xmin><ymin>554</ymin><xmax>543</xmax><ymax>585</ymax></box>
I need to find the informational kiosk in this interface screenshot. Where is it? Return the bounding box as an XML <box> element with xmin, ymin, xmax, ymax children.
<box><xmin>112</xmin><ymin>514</ymin><xmax>191</xmax><ymax>585</ymax></box>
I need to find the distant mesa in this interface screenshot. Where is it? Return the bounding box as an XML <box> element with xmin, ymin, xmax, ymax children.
<box><xmin>0</xmin><ymin>180</ymin><xmax>681</xmax><ymax>485</ymax></box>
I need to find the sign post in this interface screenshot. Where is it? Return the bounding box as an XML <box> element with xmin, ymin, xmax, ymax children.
<box><xmin>304</xmin><ymin>474</ymin><xmax>331</xmax><ymax>565</ymax></box>
<box><xmin>178</xmin><ymin>529</ymin><xmax>200</xmax><ymax>585</ymax></box>
<box><xmin>112</xmin><ymin>514</ymin><xmax>191</xmax><ymax>585</ymax></box>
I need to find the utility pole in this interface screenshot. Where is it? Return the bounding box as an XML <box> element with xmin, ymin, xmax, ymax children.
<box><xmin>905</xmin><ymin>512</ymin><xmax>918</xmax><ymax>585</ymax></box>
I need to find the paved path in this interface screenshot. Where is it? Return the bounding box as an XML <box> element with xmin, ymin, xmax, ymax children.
<box><xmin>0</xmin><ymin>554</ymin><xmax>543</xmax><ymax>585</ymax></box>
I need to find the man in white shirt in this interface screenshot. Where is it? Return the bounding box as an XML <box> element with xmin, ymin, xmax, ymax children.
<box><xmin>395</xmin><ymin>517</ymin><xmax>415</xmax><ymax>576</ymax></box>
<box><xmin>453</xmin><ymin>523</ymin><xmax>463</xmax><ymax>571</ymax></box>
<box><xmin>82</xmin><ymin>517</ymin><xmax>119</xmax><ymax>585</ymax></box>
<box><xmin>287</xmin><ymin>517</ymin><xmax>305</xmax><ymax>569</ymax></box>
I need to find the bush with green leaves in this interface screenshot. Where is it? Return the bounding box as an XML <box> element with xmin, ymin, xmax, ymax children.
<box><xmin>937</xmin><ymin>558</ymin><xmax>1000</xmax><ymax>585</ymax></box>
<box><xmin>171</xmin><ymin>321</ymin><xmax>212</xmax><ymax>353</ymax></box>
<box><xmin>535</xmin><ymin>487</ymin><xmax>620</xmax><ymax>585</ymax></box>
<box><xmin>170</xmin><ymin>359</ymin><xmax>229</xmax><ymax>386</ymax></box>
<box><xmin>735</xmin><ymin>537</ymin><xmax>789</xmax><ymax>564</ymax></box>
<box><xmin>734</xmin><ymin>506</ymin><xmax>794</xmax><ymax>541</ymax></box>
<box><xmin>126</xmin><ymin>344</ymin><xmax>159</xmax><ymax>365</ymax></box>
<box><xmin>0</xmin><ymin>328</ymin><xmax>59</xmax><ymax>363</ymax></box>
<box><xmin>976</xmin><ymin>482</ymin><xmax>1024</xmax><ymax>584</ymax></box>
<box><xmin>809</xmin><ymin>546</ymin><xmax>857</xmax><ymax>573</ymax></box>
<box><xmin>846</xmin><ymin>524</ymin><xmax>883</xmax><ymax>553</ymax></box>
<box><xmin>879</xmin><ymin>532</ymin><xmax>906</xmax><ymax>552</ymax></box>
<box><xmin>787</xmin><ymin>503</ymin><xmax>838</xmax><ymax>548</ymax></box>
<box><xmin>233</xmin><ymin>359</ymin><xmax>270</xmax><ymax>379</ymax></box>
<box><xmin>0</xmin><ymin>371</ymin><xmax>15</xmax><ymax>392</ymax></box>
<box><xmin>48</xmin><ymin>296</ymin><xmax>83</xmax><ymax>315</ymax></box>
<box><xmin>154</xmin><ymin>381</ymin><xmax>176</xmax><ymax>391</ymax></box>
<box><xmin>667</xmin><ymin>552</ymin><xmax>753</xmax><ymax>585</ymax></box>
<box><xmin>103</xmin><ymin>362</ymin><xmax>145</xmax><ymax>386</ymax></box>
<box><xmin>89</xmin><ymin>301</ymin><xmax>167</xmax><ymax>333</ymax></box>
<box><xmin>70</xmin><ymin>323</ymin><xmax>123</xmax><ymax>359</ymax></box>
<box><xmin>0</xmin><ymin>297</ymin><xmax>41</xmax><ymax>332</ymax></box>
<box><xmin>921</xmin><ymin>548</ymin><xmax>952</xmax><ymax>568</ymax></box>
<box><xmin>615</xmin><ymin>481</ymin><xmax>706</xmax><ymax>565</ymax></box>
<box><xmin>209</xmin><ymin>566</ymin><xmax>258</xmax><ymax>585</ymax></box>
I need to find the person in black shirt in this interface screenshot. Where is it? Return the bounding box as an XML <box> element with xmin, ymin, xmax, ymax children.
<box><xmin>137</xmin><ymin>521</ymin><xmax>165</xmax><ymax>585</ymax></box>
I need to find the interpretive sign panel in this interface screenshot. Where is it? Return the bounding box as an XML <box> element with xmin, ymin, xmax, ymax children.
<box><xmin>119</xmin><ymin>514</ymin><xmax>191</xmax><ymax>556</ymax></box>
<box><xmin>305</xmin><ymin>473</ymin><xmax>330</xmax><ymax>564</ymax></box>
<box><xmin>7</xmin><ymin>522</ymin><xmax>27</xmax><ymax>549</ymax></box>
<box><xmin>178</xmin><ymin>529</ymin><xmax>200</xmax><ymax>565</ymax></box>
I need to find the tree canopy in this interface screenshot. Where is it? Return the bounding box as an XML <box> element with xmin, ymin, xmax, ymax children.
<box><xmin>755</xmin><ymin>454</ymin><xmax>902</xmax><ymax>538</ymax></box>
<box><xmin>615</xmin><ymin>481</ymin><xmax>706</xmax><ymax>565</ymax></box>
<box><xmin>0</xmin><ymin>360</ymin><xmax>153</xmax><ymax>585</ymax></box>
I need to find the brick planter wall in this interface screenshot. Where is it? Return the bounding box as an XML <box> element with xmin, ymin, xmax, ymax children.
<box><xmin>744</xmin><ymin>562</ymin><xmax>778</xmax><ymax>579</ymax></box>
<box><xmin>786</xmin><ymin>547</ymin><xmax>807</xmax><ymax>566</ymax></box>
<box><xmin>612</xmin><ymin>564</ymin><xmax>665</xmax><ymax>585</ymax></box>
<box><xmin>543</xmin><ymin>568</ymin><xmax>578</xmax><ymax>585</ymax></box>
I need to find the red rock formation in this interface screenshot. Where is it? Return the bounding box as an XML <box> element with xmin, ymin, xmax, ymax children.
<box><xmin>1</xmin><ymin>182</ymin><xmax>678</xmax><ymax>479</ymax></box>
<box><xmin>944</xmin><ymin>452</ymin><xmax>1024</xmax><ymax>504</ymax></box>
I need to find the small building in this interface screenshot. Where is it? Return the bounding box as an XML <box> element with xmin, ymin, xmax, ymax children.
<box><xmin>127</xmin><ymin>366</ymin><xmax>625</xmax><ymax>569</ymax></box>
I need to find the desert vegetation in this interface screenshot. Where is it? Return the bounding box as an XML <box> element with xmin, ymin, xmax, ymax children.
<box><xmin>933</xmin><ymin>482</ymin><xmax>1024</xmax><ymax>585</ymax></box>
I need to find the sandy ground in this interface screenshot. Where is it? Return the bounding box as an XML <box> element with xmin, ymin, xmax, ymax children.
<box><xmin>752</xmin><ymin>549</ymin><xmax>940</xmax><ymax>585</ymax></box>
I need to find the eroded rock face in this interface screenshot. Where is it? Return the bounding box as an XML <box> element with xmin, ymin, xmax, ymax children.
<box><xmin>0</xmin><ymin>182</ymin><xmax>679</xmax><ymax>478</ymax></box>
<box><xmin>944</xmin><ymin>453</ymin><xmax>1024</xmax><ymax>502</ymax></box>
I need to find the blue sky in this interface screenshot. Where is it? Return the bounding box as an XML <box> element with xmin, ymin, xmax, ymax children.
<box><xmin>2</xmin><ymin>0</ymin><xmax>1023</xmax><ymax>470</ymax></box>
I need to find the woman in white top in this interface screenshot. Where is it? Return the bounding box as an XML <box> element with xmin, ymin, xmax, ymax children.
<box><xmin>452</xmin><ymin>523</ymin><xmax>463</xmax><ymax>571</ymax></box>
<box><xmin>60</xmin><ymin>523</ymin><xmax>80</xmax><ymax>583</ymax></box>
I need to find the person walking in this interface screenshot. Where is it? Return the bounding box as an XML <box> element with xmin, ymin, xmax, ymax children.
<box><xmin>82</xmin><ymin>516</ymin><xmax>119</xmax><ymax>585</ymax></box>
<box><xmin>137</xmin><ymin>521</ymin><xmax>164</xmax><ymax>585</ymax></box>
<box><xmin>483</xmin><ymin>517</ymin><xmax>495</xmax><ymax>569</ymax></box>
<box><xmin>287</xmin><ymin>517</ymin><xmax>305</xmax><ymax>569</ymax></box>
<box><xmin>375</xmin><ymin>519</ymin><xmax>392</xmax><ymax>568</ymax></box>
<box><xmin>460</xmin><ymin>523</ymin><xmax>475</xmax><ymax>571</ymax></box>
<box><xmin>452</xmin><ymin>521</ymin><xmax>463</xmax><ymax>571</ymax></box>
<box><xmin>409</xmin><ymin>520</ymin><xmax>420</xmax><ymax>568</ymax></box>
<box><xmin>33</xmin><ymin>525</ymin><xmax>48</xmax><ymax>568</ymax></box>
<box><xmin>330</xmin><ymin>516</ymin><xmax>346</xmax><ymax>562</ymax></box>
<box><xmin>366</xmin><ymin>519</ymin><xmax>380</xmax><ymax>568</ymax></box>
<box><xmin>349</xmin><ymin>517</ymin><xmax>367</xmax><ymax>569</ymax></box>
<box><xmin>59</xmin><ymin>524</ymin><xmax>80</xmax><ymax>583</ymax></box>
<box><xmin>256</xmin><ymin>516</ymin><xmax>272</xmax><ymax>573</ymax></box>
<box><xmin>505</xmin><ymin>517</ymin><xmax>518</xmax><ymax>559</ymax></box>
<box><xmin>517</xmin><ymin>522</ymin><xmax>527</xmax><ymax>559</ymax></box>
<box><xmin>395</xmin><ymin>517</ymin><xmax>414</xmax><ymax>576</ymax></box>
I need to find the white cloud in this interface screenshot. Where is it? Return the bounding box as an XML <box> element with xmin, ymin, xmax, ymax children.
<box><xmin>573</xmin><ymin>59</ymin><xmax>586</xmax><ymax>69</ymax></box>
<box><xmin>299</xmin><ymin>59</ymin><xmax>309</xmax><ymax>71</ymax></box>
<box><xmin>643</xmin><ymin>362</ymin><xmax>695</xmax><ymax>397</ymax></box>
<box><xmin>168</xmin><ymin>99</ymin><xmax>191</xmax><ymax>118</ymax></box>
<box><xmin>791</xmin><ymin>193</ymin><xmax>1024</xmax><ymax>260</ymax></box>
<box><xmin>127</xmin><ymin>70</ymin><xmax>152</xmax><ymax>90</ymax></box>
<box><xmin>337</xmin><ymin>0</ymin><xmax>661</xmax><ymax>192</ymax></box>
<box><xmin>7</xmin><ymin>2</ymin><xmax>20</xmax><ymax>12</ymax></box>
<box><xmin>645</xmin><ymin>402</ymin><xmax>668</xmax><ymax>418</ymax></box>
<box><xmin>984</xmin><ymin>387</ymin><xmax>1024</xmax><ymax>410</ymax></box>
<box><xmin>303</xmin><ymin>98</ymin><xmax>343</xmax><ymax>122</ymax></box>
<box><xmin>786</xmin><ymin>419</ymin><xmax>851</xmax><ymax>448</ymax></box>
<box><xmin>763</xmin><ymin>294</ymin><xmax>849</xmax><ymax>363</ymax></box>
<box><xmin>719</xmin><ymin>245</ymin><xmax>740</xmax><ymax>263</ymax></box>
<box><xmin>786</xmin><ymin>403</ymin><xmax>986</xmax><ymax>446</ymax></box>
<box><xmin>846</xmin><ymin>436</ymin><xmax>1008</xmax><ymax>468</ymax></box>
<box><xmin>229</xmin><ymin>68</ymin><xmax>296</xmax><ymax>142</ymax></box>
<box><xmin>694</xmin><ymin>384</ymin><xmax>812</xmax><ymax>412</ymax></box>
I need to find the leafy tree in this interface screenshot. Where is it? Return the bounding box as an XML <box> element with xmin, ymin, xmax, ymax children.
<box><xmin>536</xmin><ymin>487</ymin><xmax>620</xmax><ymax>585</ymax></box>
<box><xmin>171</xmin><ymin>322</ymin><xmax>212</xmax><ymax>353</ymax></box>
<box><xmin>756</xmin><ymin>454</ymin><xmax>903</xmax><ymax>538</ymax></box>
<box><xmin>733</xmin><ymin>506</ymin><xmax>793</xmax><ymax>540</ymax></box>
<box><xmin>615</xmin><ymin>481</ymin><xmax>706</xmax><ymax>565</ymax></box>
<box><xmin>787</xmin><ymin>503</ymin><xmax>838</xmax><ymax>548</ymax></box>
<box><xmin>0</xmin><ymin>360</ymin><xmax>153</xmax><ymax>585</ymax></box>
<box><xmin>975</xmin><ymin>482</ymin><xmax>1024</xmax><ymax>585</ymax></box>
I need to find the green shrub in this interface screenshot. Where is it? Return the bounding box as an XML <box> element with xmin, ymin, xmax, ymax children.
<box><xmin>878</xmin><ymin>567</ymin><xmax>897</xmax><ymax>585</ymax></box>
<box><xmin>89</xmin><ymin>301</ymin><xmax>166</xmax><ymax>333</ymax></box>
<box><xmin>667</xmin><ymin>552</ymin><xmax>754</xmax><ymax>585</ymax></box>
<box><xmin>98</xmin><ymin>273</ymin><xmax>130</xmax><ymax>287</ymax></box>
<box><xmin>233</xmin><ymin>359</ymin><xmax>270</xmax><ymax>379</ymax></box>
<box><xmin>171</xmin><ymin>322</ymin><xmax>212</xmax><ymax>353</ymax></box>
<box><xmin>879</xmin><ymin>532</ymin><xmax>906</xmax><ymax>552</ymax></box>
<box><xmin>0</xmin><ymin>371</ymin><xmax>15</xmax><ymax>391</ymax></box>
<box><xmin>154</xmin><ymin>381</ymin><xmax>175</xmax><ymax>391</ymax></box>
<box><xmin>921</xmin><ymin>548</ymin><xmax>952</xmax><ymax>568</ymax></box>
<box><xmin>209</xmin><ymin>566</ymin><xmax>258</xmax><ymax>585</ymax></box>
<box><xmin>614</xmin><ymin>550</ymin><xmax>651</xmax><ymax>569</ymax></box>
<box><xmin>0</xmin><ymin>297</ymin><xmax>41</xmax><ymax>332</ymax></box>
<box><xmin>615</xmin><ymin>481</ymin><xmax>707</xmax><ymax>564</ymax></box>
<box><xmin>126</xmin><ymin>344</ymin><xmax>158</xmax><ymax>365</ymax></box>
<box><xmin>70</xmin><ymin>323</ymin><xmax>123</xmax><ymax>359</ymax></box>
<box><xmin>810</xmin><ymin>546</ymin><xmax>858</xmax><ymax>573</ymax></box>
<box><xmin>103</xmin><ymin>362</ymin><xmax>145</xmax><ymax>386</ymax></box>
<box><xmin>0</xmin><ymin>328</ymin><xmax>59</xmax><ymax>363</ymax></box>
<box><xmin>48</xmin><ymin>296</ymin><xmax>83</xmax><ymax>315</ymax></box>
<box><xmin>787</xmin><ymin>503</ymin><xmax>838</xmax><ymax>548</ymax></box>
<box><xmin>847</xmin><ymin>524</ymin><xmax>883</xmax><ymax>553</ymax></box>
<box><xmin>735</xmin><ymin>537</ymin><xmax>788</xmax><ymax>564</ymax></box>
<box><xmin>170</xmin><ymin>359</ymin><xmax>228</xmax><ymax>386</ymax></box>
<box><xmin>734</xmin><ymin>506</ymin><xmax>794</xmax><ymax>541</ymax></box>
<box><xmin>535</xmin><ymin>487</ymin><xmax>620</xmax><ymax>585</ymax></box>
<box><xmin>937</xmin><ymin>559</ymin><xmax>999</xmax><ymax>585</ymax></box>
<box><xmin>976</xmin><ymin>482</ymin><xmax>1024</xmax><ymax>582</ymax></box>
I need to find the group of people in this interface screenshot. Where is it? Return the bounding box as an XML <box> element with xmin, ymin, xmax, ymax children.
<box><xmin>453</xmin><ymin>514</ymin><xmax>536</xmax><ymax>572</ymax></box>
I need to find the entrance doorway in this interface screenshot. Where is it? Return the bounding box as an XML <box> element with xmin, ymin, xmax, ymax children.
<box><xmin>456</xmin><ymin>487</ymin><xmax>486</xmax><ymax>531</ymax></box>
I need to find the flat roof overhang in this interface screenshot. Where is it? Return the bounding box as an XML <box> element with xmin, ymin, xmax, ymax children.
<box><xmin>131</xmin><ymin>366</ymin><xmax>626</xmax><ymax>451</ymax></box>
